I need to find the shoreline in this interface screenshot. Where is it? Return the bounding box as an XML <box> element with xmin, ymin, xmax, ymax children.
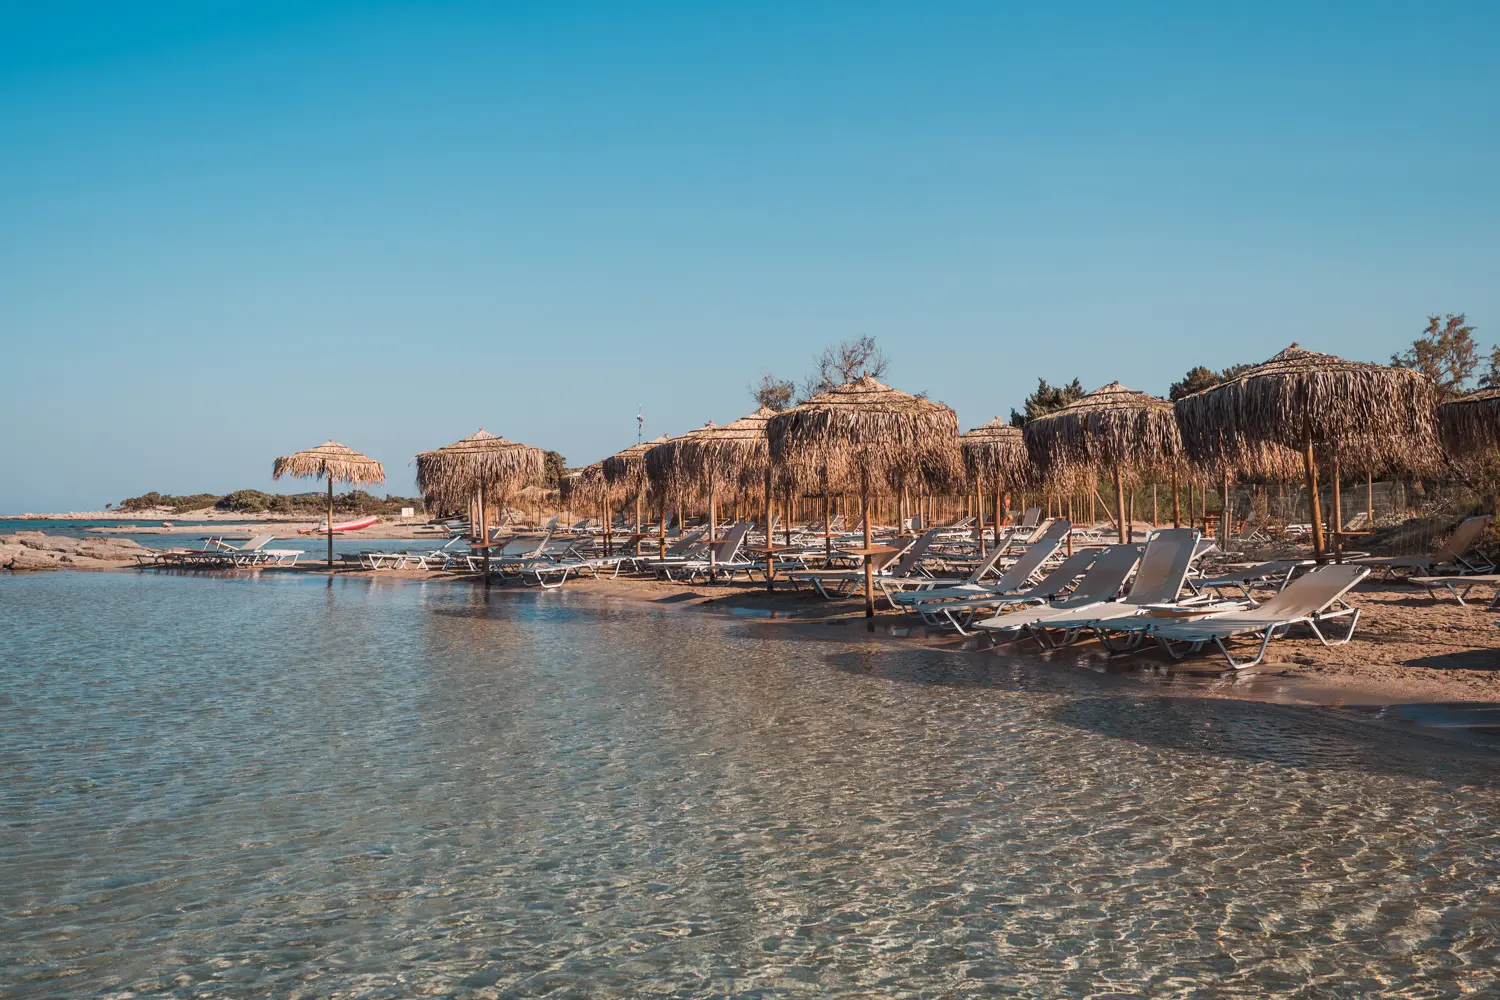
<box><xmin>17</xmin><ymin>552</ymin><xmax>1500</xmax><ymax>711</ymax></box>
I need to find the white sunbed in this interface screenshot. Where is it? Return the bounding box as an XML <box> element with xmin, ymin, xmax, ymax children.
<box><xmin>1147</xmin><ymin>564</ymin><xmax>1371</xmax><ymax>670</ymax></box>
<box><xmin>1023</xmin><ymin>529</ymin><xmax>1210</xmax><ymax>649</ymax></box>
<box><xmin>971</xmin><ymin>544</ymin><xmax>1145</xmax><ymax>643</ymax></box>
<box><xmin>916</xmin><ymin>546</ymin><xmax>1106</xmax><ymax>632</ymax></box>
<box><xmin>887</xmin><ymin>521</ymin><xmax>1072</xmax><ymax>609</ymax></box>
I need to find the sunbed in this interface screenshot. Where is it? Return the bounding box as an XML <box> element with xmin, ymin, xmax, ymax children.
<box><xmin>971</xmin><ymin>544</ymin><xmax>1144</xmax><ymax>642</ymax></box>
<box><xmin>1148</xmin><ymin>564</ymin><xmax>1371</xmax><ymax>669</ymax></box>
<box><xmin>887</xmin><ymin>521</ymin><xmax>1071</xmax><ymax>608</ymax></box>
<box><xmin>1353</xmin><ymin>515</ymin><xmax>1494</xmax><ymax>578</ymax></box>
<box><xmin>1409</xmin><ymin>574</ymin><xmax>1500</xmax><ymax>608</ymax></box>
<box><xmin>915</xmin><ymin>547</ymin><xmax>1104</xmax><ymax>632</ymax></box>
<box><xmin>1190</xmin><ymin>559</ymin><xmax>1317</xmax><ymax>605</ymax></box>
<box><xmin>1023</xmin><ymin>529</ymin><xmax>1204</xmax><ymax>648</ymax></box>
<box><xmin>660</xmin><ymin>523</ymin><xmax>754</xmax><ymax>582</ymax></box>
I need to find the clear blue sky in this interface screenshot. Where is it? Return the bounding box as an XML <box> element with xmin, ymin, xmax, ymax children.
<box><xmin>2</xmin><ymin>1</ymin><xmax>1496</xmax><ymax>511</ymax></box>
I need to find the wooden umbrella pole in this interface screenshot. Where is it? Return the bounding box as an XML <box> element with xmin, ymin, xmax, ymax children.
<box><xmin>479</xmin><ymin>481</ymin><xmax>490</xmax><ymax>579</ymax></box>
<box><xmin>708</xmin><ymin>482</ymin><xmax>718</xmax><ymax>581</ymax></box>
<box><xmin>1221</xmin><ymin>468</ymin><xmax>1231</xmax><ymax>546</ymax></box>
<box><xmin>784</xmin><ymin>489</ymin><xmax>792</xmax><ymax>547</ymax></box>
<box><xmin>762</xmin><ymin>467</ymin><xmax>773</xmax><ymax>546</ymax></box>
<box><xmin>823</xmin><ymin>492</ymin><xmax>832</xmax><ymax>567</ymax></box>
<box><xmin>974</xmin><ymin>481</ymin><xmax>985</xmax><ymax>555</ymax></box>
<box><xmin>1366</xmin><ymin>471</ymin><xmax>1374</xmax><ymax>524</ymax></box>
<box><xmin>603</xmin><ymin>496</ymin><xmax>611</xmax><ymax>557</ymax></box>
<box><xmin>1302</xmin><ymin>432</ymin><xmax>1326</xmax><ymax>560</ymax></box>
<box><xmin>1065</xmin><ymin>496</ymin><xmax>1074</xmax><ymax>556</ymax></box>
<box><xmin>993</xmin><ymin>486</ymin><xmax>1003</xmax><ymax>546</ymax></box>
<box><xmin>659</xmin><ymin>493</ymin><xmax>667</xmax><ymax>559</ymax></box>
<box><xmin>861</xmin><ymin>474</ymin><xmax>875</xmax><ymax>619</ymax></box>
<box><xmin>1172</xmin><ymin>466</ymin><xmax>1181</xmax><ymax>528</ymax></box>
<box><xmin>326</xmin><ymin>470</ymin><xmax>335</xmax><ymax>569</ymax></box>
<box><xmin>1113</xmin><ymin>465</ymin><xmax>1129</xmax><ymax>544</ymax></box>
<box><xmin>1152</xmin><ymin>484</ymin><xmax>1158</xmax><ymax>527</ymax></box>
<box><xmin>635</xmin><ymin>491</ymin><xmax>643</xmax><ymax>536</ymax></box>
<box><xmin>1330</xmin><ymin>451</ymin><xmax>1343</xmax><ymax>563</ymax></box>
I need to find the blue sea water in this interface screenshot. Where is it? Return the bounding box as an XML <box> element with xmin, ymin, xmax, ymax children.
<box><xmin>2</xmin><ymin>570</ymin><xmax>1498</xmax><ymax>997</ymax></box>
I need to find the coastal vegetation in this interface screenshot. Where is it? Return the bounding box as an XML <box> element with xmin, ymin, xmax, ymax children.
<box><xmin>116</xmin><ymin>490</ymin><xmax>425</xmax><ymax>516</ymax></box>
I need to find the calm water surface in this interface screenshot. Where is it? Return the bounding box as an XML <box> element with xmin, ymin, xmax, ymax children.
<box><xmin>2</xmin><ymin>571</ymin><xmax>1499</xmax><ymax>998</ymax></box>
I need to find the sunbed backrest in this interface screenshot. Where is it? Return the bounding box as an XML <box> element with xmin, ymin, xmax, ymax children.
<box><xmin>1065</xmin><ymin>544</ymin><xmax>1144</xmax><ymax>603</ymax></box>
<box><xmin>1434</xmin><ymin>515</ymin><xmax>1491</xmax><ymax>562</ymax></box>
<box><xmin>667</xmin><ymin>528</ymin><xmax>707</xmax><ymax>556</ymax></box>
<box><xmin>887</xmin><ymin>528</ymin><xmax>942</xmax><ymax>577</ymax></box>
<box><xmin>1029</xmin><ymin>547</ymin><xmax>1103</xmax><ymax>596</ymax></box>
<box><xmin>1021</xmin><ymin>507</ymin><xmax>1041</xmax><ymax>528</ymax></box>
<box><xmin>1254</xmin><ymin>564</ymin><xmax>1370</xmax><ymax>617</ymax></box>
<box><xmin>711</xmin><ymin>523</ymin><xmax>751</xmax><ymax>561</ymax></box>
<box><xmin>242</xmin><ymin>534</ymin><xmax>275</xmax><ymax>552</ymax></box>
<box><xmin>1125</xmin><ymin>529</ymin><xmax>1200</xmax><ymax>604</ymax></box>
<box><xmin>987</xmin><ymin>521</ymin><xmax>1072</xmax><ymax>588</ymax></box>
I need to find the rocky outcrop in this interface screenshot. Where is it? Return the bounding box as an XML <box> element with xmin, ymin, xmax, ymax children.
<box><xmin>0</xmin><ymin>532</ymin><xmax>152</xmax><ymax>571</ymax></box>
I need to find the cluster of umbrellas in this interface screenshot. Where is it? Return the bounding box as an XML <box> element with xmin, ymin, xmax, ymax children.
<box><xmin>272</xmin><ymin>343</ymin><xmax>1494</xmax><ymax>601</ymax></box>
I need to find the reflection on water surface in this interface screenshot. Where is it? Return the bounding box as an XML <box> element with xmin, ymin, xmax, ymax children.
<box><xmin>2</xmin><ymin>571</ymin><xmax>1498</xmax><ymax>998</ymax></box>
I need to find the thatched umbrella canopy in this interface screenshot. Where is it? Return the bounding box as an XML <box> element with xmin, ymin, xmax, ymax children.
<box><xmin>671</xmin><ymin>407</ymin><xmax>777</xmax><ymax>577</ymax></box>
<box><xmin>1439</xmin><ymin>387</ymin><xmax>1500</xmax><ymax>458</ymax></box>
<box><xmin>415</xmin><ymin>430</ymin><xmax>547</xmax><ymax>513</ymax></box>
<box><xmin>415</xmin><ymin>429</ymin><xmax>547</xmax><ymax>575</ymax></box>
<box><xmin>1024</xmin><ymin>382</ymin><xmax>1181</xmax><ymax>542</ymax></box>
<box><xmin>602</xmin><ymin>434</ymin><xmax>670</xmax><ymax>533</ymax></box>
<box><xmin>1175</xmin><ymin>345</ymin><xmax>1440</xmax><ymax>557</ymax></box>
<box><xmin>960</xmin><ymin>418</ymin><xmax>1034</xmax><ymax>551</ymax></box>
<box><xmin>961</xmin><ymin>418</ymin><xmax>1033</xmax><ymax>490</ymax></box>
<box><xmin>644</xmin><ymin>424</ymin><xmax>716</xmax><ymax>506</ymax></box>
<box><xmin>675</xmin><ymin>407</ymin><xmax>774</xmax><ymax>497</ymax></box>
<box><xmin>767</xmin><ymin>375</ymin><xmax>961</xmax><ymax>616</ymax></box>
<box><xmin>272</xmin><ymin>440</ymin><xmax>385</xmax><ymax>568</ymax></box>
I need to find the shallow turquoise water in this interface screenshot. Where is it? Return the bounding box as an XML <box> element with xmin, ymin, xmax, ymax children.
<box><xmin>2</xmin><ymin>571</ymin><xmax>1499</xmax><ymax>998</ymax></box>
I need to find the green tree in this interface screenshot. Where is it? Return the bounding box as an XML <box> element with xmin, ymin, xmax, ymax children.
<box><xmin>1168</xmin><ymin>362</ymin><xmax>1253</xmax><ymax>401</ymax></box>
<box><xmin>1009</xmin><ymin>378</ymin><xmax>1085</xmax><ymax>427</ymax></box>
<box><xmin>1391</xmin><ymin>313</ymin><xmax>1478</xmax><ymax>400</ymax></box>
<box><xmin>542</xmin><ymin>451</ymin><xmax>567</xmax><ymax>489</ymax></box>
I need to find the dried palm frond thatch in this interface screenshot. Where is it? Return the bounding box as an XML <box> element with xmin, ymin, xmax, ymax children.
<box><xmin>961</xmin><ymin>418</ymin><xmax>1034</xmax><ymax>489</ymax></box>
<box><xmin>602</xmin><ymin>435</ymin><xmax>670</xmax><ymax>492</ymax></box>
<box><xmin>273</xmin><ymin>440</ymin><xmax>385</xmax><ymax>486</ymax></box>
<box><xmin>1174</xmin><ymin>344</ymin><xmax>1440</xmax><ymax>556</ymax></box>
<box><xmin>644</xmin><ymin>424</ymin><xmax>717</xmax><ymax>506</ymax></box>
<box><xmin>1023</xmin><ymin>382</ymin><xmax>1182</xmax><ymax>541</ymax></box>
<box><xmin>272</xmin><ymin>440</ymin><xmax>385</xmax><ymax>567</ymax></box>
<box><xmin>1438</xmin><ymin>387</ymin><xmax>1500</xmax><ymax>458</ymax></box>
<box><xmin>767</xmin><ymin>376</ymin><xmax>960</xmax><ymax>616</ymax></box>
<box><xmin>1024</xmin><ymin>382</ymin><xmax>1182</xmax><ymax>478</ymax></box>
<box><xmin>675</xmin><ymin>407</ymin><xmax>773</xmax><ymax>496</ymax></box>
<box><xmin>1174</xmin><ymin>345</ymin><xmax>1439</xmax><ymax>468</ymax></box>
<box><xmin>415</xmin><ymin>429</ymin><xmax>547</xmax><ymax>514</ymax></box>
<box><xmin>766</xmin><ymin>376</ymin><xmax>961</xmax><ymax>496</ymax></box>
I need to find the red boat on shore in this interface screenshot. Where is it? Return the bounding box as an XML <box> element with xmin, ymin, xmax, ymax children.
<box><xmin>298</xmin><ymin>515</ymin><xmax>379</xmax><ymax>535</ymax></box>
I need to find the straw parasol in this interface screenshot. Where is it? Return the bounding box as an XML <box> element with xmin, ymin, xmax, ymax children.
<box><xmin>961</xmin><ymin>418</ymin><xmax>1034</xmax><ymax>550</ymax></box>
<box><xmin>1024</xmin><ymin>382</ymin><xmax>1181</xmax><ymax>542</ymax></box>
<box><xmin>767</xmin><ymin>375</ymin><xmax>961</xmax><ymax>616</ymax></box>
<box><xmin>603</xmin><ymin>434</ymin><xmax>670</xmax><ymax>537</ymax></box>
<box><xmin>1175</xmin><ymin>345</ymin><xmax>1440</xmax><ymax>558</ymax></box>
<box><xmin>272</xmin><ymin>441</ymin><xmax>385</xmax><ymax>568</ymax></box>
<box><xmin>673</xmin><ymin>407</ymin><xmax>775</xmax><ymax>577</ymax></box>
<box><xmin>415</xmin><ymin>429</ymin><xmax>547</xmax><ymax>576</ymax></box>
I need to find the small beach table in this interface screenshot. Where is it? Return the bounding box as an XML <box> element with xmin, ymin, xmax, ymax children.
<box><xmin>840</xmin><ymin>544</ymin><xmax>901</xmax><ymax>618</ymax></box>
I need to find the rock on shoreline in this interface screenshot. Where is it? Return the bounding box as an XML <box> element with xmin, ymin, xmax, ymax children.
<box><xmin>0</xmin><ymin>532</ymin><xmax>152</xmax><ymax>571</ymax></box>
